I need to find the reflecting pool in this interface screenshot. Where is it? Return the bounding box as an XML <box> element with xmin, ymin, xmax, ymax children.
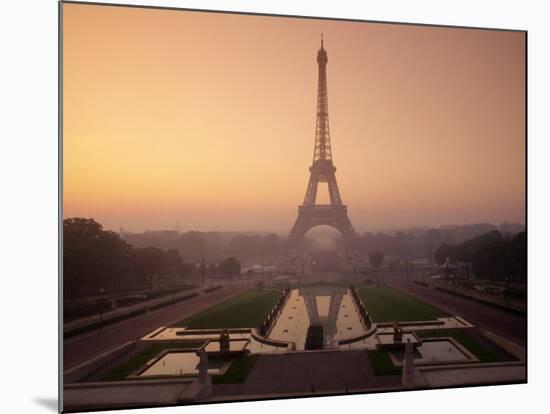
<box><xmin>392</xmin><ymin>339</ymin><xmax>473</xmax><ymax>364</ymax></box>
<box><xmin>139</xmin><ymin>351</ymin><xmax>228</xmax><ymax>377</ymax></box>
<box><xmin>268</xmin><ymin>287</ymin><xmax>367</xmax><ymax>350</ymax></box>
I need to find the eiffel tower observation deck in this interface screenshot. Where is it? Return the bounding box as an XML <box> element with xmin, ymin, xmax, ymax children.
<box><xmin>287</xmin><ymin>36</ymin><xmax>358</xmax><ymax>250</ymax></box>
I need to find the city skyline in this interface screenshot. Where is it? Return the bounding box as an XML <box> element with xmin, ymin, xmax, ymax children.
<box><xmin>63</xmin><ymin>4</ymin><xmax>525</xmax><ymax>234</ymax></box>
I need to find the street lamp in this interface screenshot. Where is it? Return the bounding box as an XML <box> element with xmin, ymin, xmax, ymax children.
<box><xmin>98</xmin><ymin>288</ymin><xmax>105</xmax><ymax>331</ymax></box>
<box><xmin>504</xmin><ymin>277</ymin><xmax>510</xmax><ymax>313</ymax></box>
<box><xmin>172</xmin><ymin>275</ymin><xmax>175</xmax><ymax>306</ymax></box>
<box><xmin>200</xmin><ymin>258</ymin><xmax>206</xmax><ymax>288</ymax></box>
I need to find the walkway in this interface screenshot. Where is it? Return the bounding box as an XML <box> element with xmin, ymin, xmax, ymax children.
<box><xmin>212</xmin><ymin>350</ymin><xmax>401</xmax><ymax>397</ymax></box>
<box><xmin>63</xmin><ymin>379</ymin><xmax>193</xmax><ymax>411</ymax></box>
<box><xmin>420</xmin><ymin>363</ymin><xmax>526</xmax><ymax>387</ymax></box>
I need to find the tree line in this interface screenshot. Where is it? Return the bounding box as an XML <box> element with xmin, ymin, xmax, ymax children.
<box><xmin>433</xmin><ymin>230</ymin><xmax>526</xmax><ymax>282</ymax></box>
<box><xmin>122</xmin><ymin>230</ymin><xmax>287</xmax><ymax>263</ymax></box>
<box><xmin>361</xmin><ymin>223</ymin><xmax>523</xmax><ymax>259</ymax></box>
<box><xmin>63</xmin><ymin>218</ymin><xmax>242</xmax><ymax>299</ymax></box>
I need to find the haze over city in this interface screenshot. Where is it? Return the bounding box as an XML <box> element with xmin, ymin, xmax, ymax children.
<box><xmin>63</xmin><ymin>4</ymin><xmax>525</xmax><ymax>233</ymax></box>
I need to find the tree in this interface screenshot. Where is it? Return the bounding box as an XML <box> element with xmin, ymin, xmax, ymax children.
<box><xmin>218</xmin><ymin>257</ymin><xmax>241</xmax><ymax>277</ymax></box>
<box><xmin>432</xmin><ymin>230</ymin><xmax>526</xmax><ymax>282</ymax></box>
<box><xmin>164</xmin><ymin>248</ymin><xmax>191</xmax><ymax>281</ymax></box>
<box><xmin>176</xmin><ymin>231</ymin><xmax>208</xmax><ymax>262</ymax></box>
<box><xmin>135</xmin><ymin>246</ymin><xmax>165</xmax><ymax>289</ymax></box>
<box><xmin>63</xmin><ymin>218</ymin><xmax>133</xmax><ymax>298</ymax></box>
<box><xmin>472</xmin><ymin>239</ymin><xmax>509</xmax><ymax>281</ymax></box>
<box><xmin>368</xmin><ymin>251</ymin><xmax>385</xmax><ymax>271</ymax></box>
<box><xmin>509</xmin><ymin>231</ymin><xmax>526</xmax><ymax>281</ymax></box>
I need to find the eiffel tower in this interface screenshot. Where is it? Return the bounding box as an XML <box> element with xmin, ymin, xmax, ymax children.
<box><xmin>287</xmin><ymin>36</ymin><xmax>358</xmax><ymax>250</ymax></box>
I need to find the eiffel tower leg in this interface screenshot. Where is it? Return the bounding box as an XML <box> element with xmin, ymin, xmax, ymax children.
<box><xmin>335</xmin><ymin>214</ymin><xmax>358</xmax><ymax>250</ymax></box>
<box><xmin>303</xmin><ymin>173</ymin><xmax>319</xmax><ymax>205</ymax></box>
<box><xmin>287</xmin><ymin>211</ymin><xmax>311</xmax><ymax>249</ymax></box>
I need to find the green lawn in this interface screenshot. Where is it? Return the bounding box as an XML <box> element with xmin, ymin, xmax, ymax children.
<box><xmin>101</xmin><ymin>341</ymin><xmax>203</xmax><ymax>381</ymax></box>
<box><xmin>212</xmin><ymin>354</ymin><xmax>257</xmax><ymax>384</ymax></box>
<box><xmin>173</xmin><ymin>289</ymin><xmax>283</xmax><ymax>329</ymax></box>
<box><xmin>357</xmin><ymin>286</ymin><xmax>446</xmax><ymax>322</ymax></box>
<box><xmin>367</xmin><ymin>350</ymin><xmax>401</xmax><ymax>376</ymax></box>
<box><xmin>416</xmin><ymin>329</ymin><xmax>505</xmax><ymax>363</ymax></box>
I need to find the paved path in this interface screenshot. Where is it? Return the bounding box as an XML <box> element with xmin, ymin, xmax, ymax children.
<box><xmin>212</xmin><ymin>350</ymin><xmax>401</xmax><ymax>397</ymax></box>
<box><xmin>421</xmin><ymin>364</ymin><xmax>526</xmax><ymax>387</ymax></box>
<box><xmin>64</xmin><ymin>287</ymin><xmax>205</xmax><ymax>332</ymax></box>
<box><xmin>63</xmin><ymin>286</ymin><xmax>246</xmax><ymax>370</ymax></box>
<box><xmin>63</xmin><ymin>380</ymin><xmax>192</xmax><ymax>411</ymax></box>
<box><xmin>391</xmin><ymin>281</ymin><xmax>526</xmax><ymax>345</ymax></box>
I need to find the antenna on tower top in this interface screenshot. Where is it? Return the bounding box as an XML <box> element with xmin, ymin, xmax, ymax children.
<box><xmin>321</xmin><ymin>33</ymin><xmax>324</xmax><ymax>48</ymax></box>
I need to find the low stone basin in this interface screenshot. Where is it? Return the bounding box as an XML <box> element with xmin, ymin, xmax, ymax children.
<box><xmin>199</xmin><ymin>338</ymin><xmax>250</xmax><ymax>358</ymax></box>
<box><xmin>375</xmin><ymin>332</ymin><xmax>422</xmax><ymax>350</ymax></box>
<box><xmin>136</xmin><ymin>350</ymin><xmax>228</xmax><ymax>378</ymax></box>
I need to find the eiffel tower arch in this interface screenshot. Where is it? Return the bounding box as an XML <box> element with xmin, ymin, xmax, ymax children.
<box><xmin>287</xmin><ymin>36</ymin><xmax>359</xmax><ymax>251</ymax></box>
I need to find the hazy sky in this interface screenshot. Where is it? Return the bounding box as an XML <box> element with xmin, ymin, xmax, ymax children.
<box><xmin>63</xmin><ymin>3</ymin><xmax>525</xmax><ymax>234</ymax></box>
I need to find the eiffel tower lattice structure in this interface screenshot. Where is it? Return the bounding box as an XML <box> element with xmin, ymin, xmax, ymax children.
<box><xmin>287</xmin><ymin>36</ymin><xmax>359</xmax><ymax>251</ymax></box>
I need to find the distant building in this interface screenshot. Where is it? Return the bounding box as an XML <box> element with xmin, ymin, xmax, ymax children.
<box><xmin>240</xmin><ymin>264</ymin><xmax>279</xmax><ymax>274</ymax></box>
<box><xmin>409</xmin><ymin>258</ymin><xmax>431</xmax><ymax>267</ymax></box>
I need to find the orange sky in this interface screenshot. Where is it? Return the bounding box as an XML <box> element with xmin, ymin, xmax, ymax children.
<box><xmin>62</xmin><ymin>3</ymin><xmax>525</xmax><ymax>233</ymax></box>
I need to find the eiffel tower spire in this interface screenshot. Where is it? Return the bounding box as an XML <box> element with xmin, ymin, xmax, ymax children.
<box><xmin>313</xmin><ymin>33</ymin><xmax>332</xmax><ymax>162</ymax></box>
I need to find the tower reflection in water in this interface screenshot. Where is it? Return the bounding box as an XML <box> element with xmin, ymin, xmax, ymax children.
<box><xmin>268</xmin><ymin>287</ymin><xmax>367</xmax><ymax>350</ymax></box>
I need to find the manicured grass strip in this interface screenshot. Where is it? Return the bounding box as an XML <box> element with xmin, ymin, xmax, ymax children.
<box><xmin>173</xmin><ymin>289</ymin><xmax>283</xmax><ymax>329</ymax></box>
<box><xmin>367</xmin><ymin>350</ymin><xmax>401</xmax><ymax>376</ymax></box>
<box><xmin>357</xmin><ymin>286</ymin><xmax>446</xmax><ymax>322</ymax></box>
<box><xmin>416</xmin><ymin>329</ymin><xmax>501</xmax><ymax>363</ymax></box>
<box><xmin>213</xmin><ymin>354</ymin><xmax>257</xmax><ymax>384</ymax></box>
<box><xmin>101</xmin><ymin>341</ymin><xmax>203</xmax><ymax>381</ymax></box>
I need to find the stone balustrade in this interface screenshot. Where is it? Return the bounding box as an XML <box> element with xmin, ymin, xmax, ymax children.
<box><xmin>258</xmin><ymin>288</ymin><xmax>291</xmax><ymax>336</ymax></box>
<box><xmin>348</xmin><ymin>284</ymin><xmax>372</xmax><ymax>330</ymax></box>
